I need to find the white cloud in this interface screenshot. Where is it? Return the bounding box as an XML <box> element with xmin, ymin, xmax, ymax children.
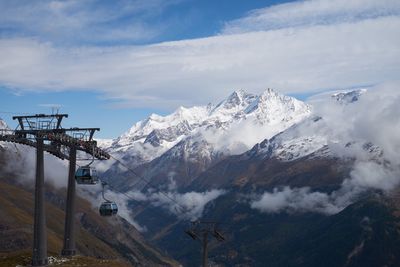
<box><xmin>309</xmin><ymin>82</ymin><xmax>400</xmax><ymax>162</ymax></box>
<box><xmin>2</xmin><ymin>145</ymin><xmax>69</xmax><ymax>188</ymax></box>
<box><xmin>79</xmin><ymin>176</ymin><xmax>226</xmax><ymax>228</ymax></box>
<box><xmin>251</xmin><ymin>187</ymin><xmax>345</xmax><ymax>215</ymax></box>
<box><xmin>120</xmin><ymin>175</ymin><xmax>225</xmax><ymax>220</ymax></box>
<box><xmin>147</xmin><ymin>189</ymin><xmax>226</xmax><ymax>220</ymax></box>
<box><xmin>251</xmin><ymin>82</ymin><xmax>400</xmax><ymax>215</ymax></box>
<box><xmin>0</xmin><ymin>1</ymin><xmax>399</xmax><ymax>109</ymax></box>
<box><xmin>349</xmin><ymin>162</ymin><xmax>398</xmax><ymax>192</ymax></box>
<box><xmin>0</xmin><ymin>0</ymin><xmax>182</xmax><ymax>45</ymax></box>
<box><xmin>123</xmin><ymin>177</ymin><xmax>226</xmax><ymax>220</ymax></box>
<box><xmin>222</xmin><ymin>0</ymin><xmax>400</xmax><ymax>33</ymax></box>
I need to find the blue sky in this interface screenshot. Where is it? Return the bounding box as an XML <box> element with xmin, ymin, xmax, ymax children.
<box><xmin>0</xmin><ymin>0</ymin><xmax>291</xmax><ymax>46</ymax></box>
<box><xmin>0</xmin><ymin>87</ymin><xmax>166</xmax><ymax>137</ymax></box>
<box><xmin>0</xmin><ymin>0</ymin><xmax>293</xmax><ymax>137</ymax></box>
<box><xmin>0</xmin><ymin>0</ymin><xmax>399</xmax><ymax>138</ymax></box>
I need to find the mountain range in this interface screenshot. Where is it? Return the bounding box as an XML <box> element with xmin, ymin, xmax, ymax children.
<box><xmin>95</xmin><ymin>87</ymin><xmax>400</xmax><ymax>266</ymax></box>
<box><xmin>103</xmin><ymin>89</ymin><xmax>309</xmax><ymax>160</ymax></box>
<box><xmin>101</xmin><ymin>88</ymin><xmax>312</xmax><ymax>188</ymax></box>
<box><xmin>1</xmin><ymin>87</ymin><xmax>400</xmax><ymax>266</ymax></box>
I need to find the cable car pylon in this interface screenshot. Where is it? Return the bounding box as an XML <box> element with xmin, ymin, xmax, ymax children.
<box><xmin>61</xmin><ymin>146</ymin><xmax>77</xmax><ymax>256</ymax></box>
<box><xmin>0</xmin><ymin>113</ymin><xmax>110</xmax><ymax>266</ymax></box>
<box><xmin>32</xmin><ymin>136</ymin><xmax>47</xmax><ymax>266</ymax></box>
<box><xmin>61</xmin><ymin>129</ymin><xmax>109</xmax><ymax>257</ymax></box>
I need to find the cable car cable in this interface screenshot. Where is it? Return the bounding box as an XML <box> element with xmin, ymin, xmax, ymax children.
<box><xmin>107</xmin><ymin>154</ymin><xmax>191</xmax><ymax>215</ymax></box>
<box><xmin>75</xmin><ymin>162</ymin><xmax>186</xmax><ymax>223</ymax></box>
<box><xmin>0</xmin><ymin>110</ymin><xmax>31</xmax><ymax>115</ymax></box>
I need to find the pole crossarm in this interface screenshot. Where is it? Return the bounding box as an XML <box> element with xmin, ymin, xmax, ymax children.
<box><xmin>62</xmin><ymin>128</ymin><xmax>100</xmax><ymax>142</ymax></box>
<box><xmin>186</xmin><ymin>220</ymin><xmax>225</xmax><ymax>237</ymax></box>
<box><xmin>44</xmin><ymin>131</ymin><xmax>110</xmax><ymax>160</ymax></box>
<box><xmin>185</xmin><ymin>220</ymin><xmax>226</xmax><ymax>267</ymax></box>
<box><xmin>0</xmin><ymin>130</ymin><xmax>68</xmax><ymax>159</ymax></box>
<box><xmin>13</xmin><ymin>114</ymin><xmax>68</xmax><ymax>132</ymax></box>
<box><xmin>0</xmin><ymin>114</ymin><xmax>110</xmax><ymax>161</ymax></box>
<box><xmin>0</xmin><ymin>129</ymin><xmax>110</xmax><ymax>160</ymax></box>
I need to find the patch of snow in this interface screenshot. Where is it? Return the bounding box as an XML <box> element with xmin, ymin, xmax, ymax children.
<box><xmin>332</xmin><ymin>89</ymin><xmax>367</xmax><ymax>104</ymax></box>
<box><xmin>95</xmin><ymin>138</ymin><xmax>114</xmax><ymax>148</ymax></box>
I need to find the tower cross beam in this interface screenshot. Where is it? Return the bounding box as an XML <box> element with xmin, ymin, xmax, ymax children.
<box><xmin>13</xmin><ymin>114</ymin><xmax>68</xmax><ymax>132</ymax></box>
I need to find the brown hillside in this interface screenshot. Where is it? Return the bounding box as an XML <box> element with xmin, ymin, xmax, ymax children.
<box><xmin>0</xmin><ymin>149</ymin><xmax>179</xmax><ymax>267</ymax></box>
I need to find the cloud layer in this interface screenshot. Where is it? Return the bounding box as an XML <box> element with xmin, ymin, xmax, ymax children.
<box><xmin>145</xmin><ymin>189</ymin><xmax>226</xmax><ymax>220</ymax></box>
<box><xmin>251</xmin><ymin>186</ymin><xmax>345</xmax><ymax>215</ymax></box>
<box><xmin>0</xmin><ymin>0</ymin><xmax>399</xmax><ymax>108</ymax></box>
<box><xmin>223</xmin><ymin>0</ymin><xmax>400</xmax><ymax>33</ymax></box>
<box><xmin>0</xmin><ymin>0</ymin><xmax>181</xmax><ymax>45</ymax></box>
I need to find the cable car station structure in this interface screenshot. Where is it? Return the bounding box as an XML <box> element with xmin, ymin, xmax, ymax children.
<box><xmin>0</xmin><ymin>113</ymin><xmax>110</xmax><ymax>266</ymax></box>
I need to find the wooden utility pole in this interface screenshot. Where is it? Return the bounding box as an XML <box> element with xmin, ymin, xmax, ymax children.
<box><xmin>185</xmin><ymin>220</ymin><xmax>225</xmax><ymax>267</ymax></box>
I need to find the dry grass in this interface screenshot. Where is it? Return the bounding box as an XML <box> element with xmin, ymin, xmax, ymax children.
<box><xmin>0</xmin><ymin>251</ymin><xmax>131</xmax><ymax>267</ymax></box>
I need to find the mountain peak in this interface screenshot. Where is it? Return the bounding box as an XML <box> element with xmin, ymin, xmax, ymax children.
<box><xmin>149</xmin><ymin>113</ymin><xmax>162</xmax><ymax>120</ymax></box>
<box><xmin>0</xmin><ymin>118</ymin><xmax>8</xmax><ymax>130</ymax></box>
<box><xmin>332</xmin><ymin>89</ymin><xmax>367</xmax><ymax>104</ymax></box>
<box><xmin>229</xmin><ymin>88</ymin><xmax>246</xmax><ymax>98</ymax></box>
<box><xmin>224</xmin><ymin>89</ymin><xmax>249</xmax><ymax>106</ymax></box>
<box><xmin>213</xmin><ymin>89</ymin><xmax>257</xmax><ymax>114</ymax></box>
<box><xmin>243</xmin><ymin>88</ymin><xmax>310</xmax><ymax>119</ymax></box>
<box><xmin>259</xmin><ymin>88</ymin><xmax>282</xmax><ymax>100</ymax></box>
<box><xmin>264</xmin><ymin>87</ymin><xmax>276</xmax><ymax>94</ymax></box>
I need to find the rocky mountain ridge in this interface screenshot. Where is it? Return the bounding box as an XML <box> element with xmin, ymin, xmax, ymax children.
<box><xmin>100</xmin><ymin>88</ymin><xmax>312</xmax><ymax>185</ymax></box>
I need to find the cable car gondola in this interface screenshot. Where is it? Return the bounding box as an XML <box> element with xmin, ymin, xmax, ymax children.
<box><xmin>99</xmin><ymin>182</ymin><xmax>118</xmax><ymax>216</ymax></box>
<box><xmin>75</xmin><ymin>165</ymin><xmax>99</xmax><ymax>184</ymax></box>
<box><xmin>99</xmin><ymin>201</ymin><xmax>118</xmax><ymax>216</ymax></box>
<box><xmin>75</xmin><ymin>147</ymin><xmax>99</xmax><ymax>185</ymax></box>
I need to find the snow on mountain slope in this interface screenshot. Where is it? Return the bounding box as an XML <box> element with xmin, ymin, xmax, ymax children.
<box><xmin>0</xmin><ymin>118</ymin><xmax>9</xmax><ymax>149</ymax></box>
<box><xmin>106</xmin><ymin>105</ymin><xmax>213</xmax><ymax>166</ymax></box>
<box><xmin>332</xmin><ymin>89</ymin><xmax>367</xmax><ymax>104</ymax></box>
<box><xmin>202</xmin><ymin>88</ymin><xmax>311</xmax><ymax>154</ymax></box>
<box><xmin>95</xmin><ymin>138</ymin><xmax>114</xmax><ymax>148</ymax></box>
<box><xmin>207</xmin><ymin>89</ymin><xmax>257</xmax><ymax>123</ymax></box>
<box><xmin>247</xmin><ymin>88</ymin><xmax>378</xmax><ymax>162</ymax></box>
<box><xmin>118</xmin><ymin>105</ymin><xmax>211</xmax><ymax>146</ymax></box>
<box><xmin>244</xmin><ymin>88</ymin><xmax>309</xmax><ymax>122</ymax></box>
<box><xmin>0</xmin><ymin>118</ymin><xmax>9</xmax><ymax>130</ymax></box>
<box><xmin>248</xmin><ymin>115</ymin><xmax>330</xmax><ymax>161</ymax></box>
<box><xmin>105</xmin><ymin>88</ymin><xmax>311</xmax><ymax>167</ymax></box>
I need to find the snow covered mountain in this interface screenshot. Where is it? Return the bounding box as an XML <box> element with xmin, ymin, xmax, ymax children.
<box><xmin>105</xmin><ymin>88</ymin><xmax>311</xmax><ymax>168</ymax></box>
<box><xmin>0</xmin><ymin>118</ymin><xmax>9</xmax><ymax>149</ymax></box>
<box><xmin>89</xmin><ymin>86</ymin><xmax>400</xmax><ymax>267</ymax></box>
<box><xmin>0</xmin><ymin>118</ymin><xmax>7</xmax><ymax>130</ymax></box>
<box><xmin>247</xmin><ymin>116</ymin><xmax>330</xmax><ymax>162</ymax></box>
<box><xmin>243</xmin><ymin>88</ymin><xmax>377</xmax><ymax>163</ymax></box>
<box><xmin>332</xmin><ymin>89</ymin><xmax>367</xmax><ymax>104</ymax></box>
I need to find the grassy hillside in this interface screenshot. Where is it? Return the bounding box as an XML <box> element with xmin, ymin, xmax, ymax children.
<box><xmin>0</xmin><ymin>149</ymin><xmax>179</xmax><ymax>267</ymax></box>
<box><xmin>0</xmin><ymin>251</ymin><xmax>131</xmax><ymax>267</ymax></box>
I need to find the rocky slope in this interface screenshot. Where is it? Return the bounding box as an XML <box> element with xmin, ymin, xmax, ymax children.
<box><xmin>0</xmin><ymin>149</ymin><xmax>179</xmax><ymax>267</ymax></box>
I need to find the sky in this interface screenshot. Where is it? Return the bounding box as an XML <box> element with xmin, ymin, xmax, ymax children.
<box><xmin>0</xmin><ymin>0</ymin><xmax>399</xmax><ymax>138</ymax></box>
